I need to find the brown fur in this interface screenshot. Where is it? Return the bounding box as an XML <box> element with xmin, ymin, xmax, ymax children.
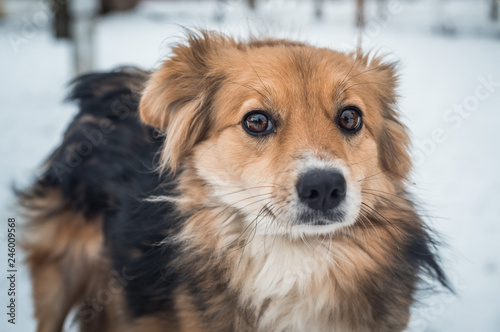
<box><xmin>20</xmin><ymin>31</ymin><xmax>447</xmax><ymax>332</ymax></box>
<box><xmin>19</xmin><ymin>189</ymin><xmax>114</xmax><ymax>332</ymax></box>
<box><xmin>137</xmin><ymin>31</ymin><xmax>415</xmax><ymax>331</ymax></box>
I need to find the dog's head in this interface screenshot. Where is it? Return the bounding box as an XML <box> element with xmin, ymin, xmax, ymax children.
<box><xmin>140</xmin><ymin>32</ymin><xmax>411</xmax><ymax>238</ymax></box>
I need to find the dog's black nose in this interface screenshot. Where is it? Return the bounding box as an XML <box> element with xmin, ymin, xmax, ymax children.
<box><xmin>296</xmin><ymin>170</ymin><xmax>346</xmax><ymax>212</ymax></box>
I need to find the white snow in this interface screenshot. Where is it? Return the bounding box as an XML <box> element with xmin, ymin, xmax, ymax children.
<box><xmin>0</xmin><ymin>0</ymin><xmax>499</xmax><ymax>331</ymax></box>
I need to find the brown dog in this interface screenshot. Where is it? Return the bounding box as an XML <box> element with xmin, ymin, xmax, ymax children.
<box><xmin>19</xmin><ymin>31</ymin><xmax>449</xmax><ymax>332</ymax></box>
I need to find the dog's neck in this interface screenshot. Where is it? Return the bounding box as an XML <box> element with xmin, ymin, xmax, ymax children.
<box><xmin>174</xmin><ymin>206</ymin><xmax>399</xmax><ymax>331</ymax></box>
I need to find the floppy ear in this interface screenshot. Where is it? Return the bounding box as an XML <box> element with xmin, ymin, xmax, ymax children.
<box><xmin>366</xmin><ymin>58</ymin><xmax>412</xmax><ymax>182</ymax></box>
<box><xmin>139</xmin><ymin>32</ymin><xmax>233</xmax><ymax>172</ymax></box>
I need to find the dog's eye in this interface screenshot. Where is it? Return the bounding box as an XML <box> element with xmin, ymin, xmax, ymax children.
<box><xmin>337</xmin><ymin>107</ymin><xmax>362</xmax><ymax>132</ymax></box>
<box><xmin>243</xmin><ymin>111</ymin><xmax>274</xmax><ymax>136</ymax></box>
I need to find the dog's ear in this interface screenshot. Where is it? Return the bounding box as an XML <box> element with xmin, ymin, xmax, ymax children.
<box><xmin>366</xmin><ymin>58</ymin><xmax>412</xmax><ymax>182</ymax></box>
<box><xmin>139</xmin><ymin>32</ymin><xmax>232</xmax><ymax>172</ymax></box>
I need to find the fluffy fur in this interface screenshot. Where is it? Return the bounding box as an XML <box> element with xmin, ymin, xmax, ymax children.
<box><xmin>18</xmin><ymin>32</ymin><xmax>449</xmax><ymax>332</ymax></box>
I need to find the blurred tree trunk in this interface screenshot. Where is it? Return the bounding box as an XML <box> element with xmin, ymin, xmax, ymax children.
<box><xmin>356</xmin><ymin>0</ymin><xmax>365</xmax><ymax>28</ymax></box>
<box><xmin>101</xmin><ymin>0</ymin><xmax>140</xmax><ymax>15</ymax></box>
<box><xmin>52</xmin><ymin>0</ymin><xmax>141</xmax><ymax>39</ymax></box>
<box><xmin>248</xmin><ymin>0</ymin><xmax>256</xmax><ymax>10</ymax></box>
<box><xmin>0</xmin><ymin>0</ymin><xmax>5</xmax><ymax>19</ymax></box>
<box><xmin>53</xmin><ymin>1</ymin><xmax>71</xmax><ymax>39</ymax></box>
<box><xmin>71</xmin><ymin>0</ymin><xmax>99</xmax><ymax>75</ymax></box>
<box><xmin>491</xmin><ymin>0</ymin><xmax>499</xmax><ymax>21</ymax></box>
<box><xmin>314</xmin><ymin>0</ymin><xmax>324</xmax><ymax>19</ymax></box>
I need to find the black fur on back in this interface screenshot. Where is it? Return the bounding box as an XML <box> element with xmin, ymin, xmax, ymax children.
<box><xmin>17</xmin><ymin>67</ymin><xmax>159</xmax><ymax>218</ymax></box>
<box><xmin>17</xmin><ymin>67</ymin><xmax>186</xmax><ymax>317</ymax></box>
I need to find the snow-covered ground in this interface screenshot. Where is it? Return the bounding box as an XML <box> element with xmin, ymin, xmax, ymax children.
<box><xmin>1</xmin><ymin>0</ymin><xmax>499</xmax><ymax>331</ymax></box>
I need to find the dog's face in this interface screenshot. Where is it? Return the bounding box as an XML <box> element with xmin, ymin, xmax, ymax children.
<box><xmin>140</xmin><ymin>33</ymin><xmax>411</xmax><ymax>238</ymax></box>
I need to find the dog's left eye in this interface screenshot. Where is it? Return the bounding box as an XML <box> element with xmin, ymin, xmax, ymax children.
<box><xmin>242</xmin><ymin>111</ymin><xmax>274</xmax><ymax>136</ymax></box>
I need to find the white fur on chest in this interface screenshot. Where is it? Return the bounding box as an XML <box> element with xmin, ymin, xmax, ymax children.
<box><xmin>231</xmin><ymin>234</ymin><xmax>345</xmax><ymax>332</ymax></box>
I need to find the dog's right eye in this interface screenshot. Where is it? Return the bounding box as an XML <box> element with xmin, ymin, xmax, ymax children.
<box><xmin>242</xmin><ymin>111</ymin><xmax>275</xmax><ymax>136</ymax></box>
<box><xmin>337</xmin><ymin>107</ymin><xmax>362</xmax><ymax>133</ymax></box>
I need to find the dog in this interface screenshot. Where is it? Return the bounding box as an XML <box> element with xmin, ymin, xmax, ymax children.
<box><xmin>18</xmin><ymin>31</ymin><xmax>450</xmax><ymax>332</ymax></box>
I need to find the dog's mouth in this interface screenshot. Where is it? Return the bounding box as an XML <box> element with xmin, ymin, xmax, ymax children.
<box><xmin>294</xmin><ymin>209</ymin><xmax>347</xmax><ymax>226</ymax></box>
<box><xmin>250</xmin><ymin>188</ymin><xmax>360</xmax><ymax>237</ymax></box>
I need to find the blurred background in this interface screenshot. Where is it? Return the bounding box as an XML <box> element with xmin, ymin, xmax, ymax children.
<box><xmin>0</xmin><ymin>0</ymin><xmax>499</xmax><ymax>331</ymax></box>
